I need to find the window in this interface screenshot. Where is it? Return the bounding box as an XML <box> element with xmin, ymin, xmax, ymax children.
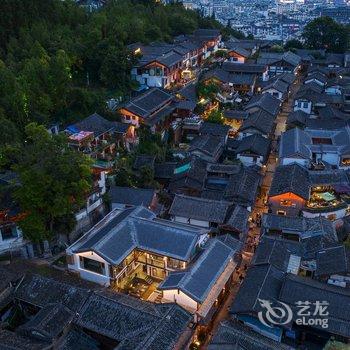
<box><xmin>303</xmin><ymin>102</ymin><xmax>309</xmax><ymax>108</ymax></box>
<box><xmin>1</xmin><ymin>226</ymin><xmax>16</xmax><ymax>240</ymax></box>
<box><xmin>277</xmin><ymin>210</ymin><xmax>286</xmax><ymax>216</ymax></box>
<box><xmin>312</xmin><ymin>138</ymin><xmax>332</xmax><ymax>145</ymax></box>
<box><xmin>280</xmin><ymin>199</ymin><xmax>295</xmax><ymax>207</ymax></box>
<box><xmin>80</xmin><ymin>256</ymin><xmax>105</xmax><ymax>275</ymax></box>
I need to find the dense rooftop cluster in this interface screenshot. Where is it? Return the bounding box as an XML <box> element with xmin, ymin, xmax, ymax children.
<box><xmin>1</xmin><ymin>2</ymin><xmax>350</xmax><ymax>349</ymax></box>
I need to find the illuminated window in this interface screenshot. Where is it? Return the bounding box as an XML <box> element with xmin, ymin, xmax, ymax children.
<box><xmin>80</xmin><ymin>256</ymin><xmax>104</xmax><ymax>275</ymax></box>
<box><xmin>280</xmin><ymin>199</ymin><xmax>295</xmax><ymax>207</ymax></box>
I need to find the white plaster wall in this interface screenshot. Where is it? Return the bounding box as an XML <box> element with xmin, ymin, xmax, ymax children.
<box><xmin>173</xmin><ymin>216</ymin><xmax>189</xmax><ymax>224</ymax></box>
<box><xmin>294</xmin><ymin>100</ymin><xmax>312</xmax><ymax>114</ymax></box>
<box><xmin>229</xmin><ymin>56</ymin><xmax>245</xmax><ymax>63</ymax></box>
<box><xmin>0</xmin><ymin>226</ymin><xmax>24</xmax><ymax>253</ymax></box>
<box><xmin>237</xmin><ymin>154</ymin><xmax>263</xmax><ymax>167</ymax></box>
<box><xmin>303</xmin><ymin>207</ymin><xmax>348</xmax><ymax>220</ymax></box>
<box><xmin>136</xmin><ymin>74</ymin><xmax>163</xmax><ymax>88</ymax></box>
<box><xmin>189</xmin><ymin>218</ymin><xmax>210</xmax><ymax>228</ymax></box>
<box><xmin>325</xmin><ymin>87</ymin><xmax>341</xmax><ymax>95</ymax></box>
<box><xmin>280</xmin><ymin>157</ymin><xmax>309</xmax><ymax>167</ymax></box>
<box><xmin>162</xmin><ymin>289</ymin><xmax>198</xmax><ymax>312</ymax></box>
<box><xmin>320</xmin><ymin>153</ymin><xmax>339</xmax><ymax>166</ymax></box>
<box><xmin>262</xmin><ymin>89</ymin><xmax>282</xmax><ymax>100</ymax></box>
<box><xmin>305</xmin><ymin>79</ymin><xmax>324</xmax><ymax>86</ymax></box>
<box><xmin>67</xmin><ymin>251</ymin><xmax>111</xmax><ymax>286</ymax></box>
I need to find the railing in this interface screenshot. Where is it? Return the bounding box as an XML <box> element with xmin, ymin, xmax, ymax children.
<box><xmin>304</xmin><ymin>201</ymin><xmax>348</xmax><ymax>213</ymax></box>
<box><xmin>147</xmin><ymin>258</ymin><xmax>165</xmax><ymax>268</ymax></box>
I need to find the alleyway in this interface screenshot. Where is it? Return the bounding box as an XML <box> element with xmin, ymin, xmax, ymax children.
<box><xmin>202</xmin><ymin>75</ymin><xmax>303</xmax><ymax>348</ymax></box>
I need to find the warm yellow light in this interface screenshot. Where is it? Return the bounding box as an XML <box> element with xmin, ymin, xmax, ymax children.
<box><xmin>134</xmin><ymin>48</ymin><xmax>141</xmax><ymax>55</ymax></box>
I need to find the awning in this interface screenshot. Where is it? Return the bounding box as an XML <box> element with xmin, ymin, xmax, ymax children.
<box><xmin>174</xmin><ymin>163</ymin><xmax>191</xmax><ymax>174</ymax></box>
<box><xmin>237</xmin><ymin>315</ymin><xmax>283</xmax><ymax>342</ymax></box>
<box><xmin>319</xmin><ymin>192</ymin><xmax>336</xmax><ymax>201</ymax></box>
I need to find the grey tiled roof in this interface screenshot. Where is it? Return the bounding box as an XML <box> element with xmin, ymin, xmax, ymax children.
<box><xmin>224</xmin><ymin>166</ymin><xmax>261</xmax><ymax>207</ymax></box>
<box><xmin>279</xmin><ymin>275</ymin><xmax>350</xmax><ymax>338</ymax></box>
<box><xmin>200</xmin><ymin>122</ymin><xmax>230</xmax><ymax>138</ymax></box>
<box><xmin>305</xmin><ymin>71</ymin><xmax>328</xmax><ymax>84</ymax></box>
<box><xmin>269</xmin><ymin>164</ymin><xmax>310</xmax><ymax>200</ymax></box>
<box><xmin>257</xmin><ymin>51</ymin><xmax>301</xmax><ymax>67</ymax></box>
<box><xmin>0</xmin><ymin>330</ymin><xmax>46</xmax><ymax>350</ymax></box>
<box><xmin>57</xmin><ymin>328</ymin><xmax>100</xmax><ymax>350</ymax></box>
<box><xmin>245</xmin><ymin>93</ymin><xmax>281</xmax><ymax>116</ymax></box>
<box><xmin>154</xmin><ymin>162</ymin><xmax>177</xmax><ymax>179</ymax></box>
<box><xmin>253</xmin><ymin>236</ymin><xmax>302</xmax><ymax>272</ymax></box>
<box><xmin>286</xmin><ymin>110</ymin><xmax>308</xmax><ymax>127</ymax></box>
<box><xmin>262</xmin><ymin>214</ymin><xmax>337</xmax><ymax>241</ymax></box>
<box><xmin>209</xmin><ymin>319</ymin><xmax>294</xmax><ymax>350</ymax></box>
<box><xmin>279</xmin><ymin>127</ymin><xmax>312</xmax><ymax>159</ymax></box>
<box><xmin>75</xmin><ymin>291</ymin><xmax>192</xmax><ymax>349</ymax></box>
<box><xmin>19</xmin><ymin>303</ymin><xmax>74</xmax><ymax>341</ymax></box>
<box><xmin>159</xmin><ymin>236</ymin><xmax>241</xmax><ymax>303</ymax></box>
<box><xmin>0</xmin><ymin>267</ymin><xmax>18</xmax><ymax>293</ymax></box>
<box><xmin>177</xmin><ymin>82</ymin><xmax>197</xmax><ymax>102</ymax></box>
<box><xmin>123</xmin><ymin>88</ymin><xmax>173</xmax><ymax>119</ymax></box>
<box><xmin>225</xmin><ymin>205</ymin><xmax>250</xmax><ymax>233</ymax></box>
<box><xmin>205</xmin><ymin>68</ymin><xmax>257</xmax><ymax>86</ymax></box>
<box><xmin>189</xmin><ymin>134</ymin><xmax>224</xmax><ymax>158</ymax></box>
<box><xmin>281</xmin><ymin>126</ymin><xmax>350</xmax><ymax>162</ymax></box>
<box><xmin>230</xmin><ymin>264</ymin><xmax>285</xmax><ymax>315</ymax></box>
<box><xmin>278</xmin><ymin>72</ymin><xmax>296</xmax><ymax>85</ymax></box>
<box><xmin>193</xmin><ymin>28</ymin><xmax>221</xmax><ymax>40</ymax></box>
<box><xmin>70</xmin><ymin>206</ymin><xmax>204</xmax><ymax>264</ymax></box>
<box><xmin>223</xmin><ymin>110</ymin><xmax>249</xmax><ymax>121</ymax></box>
<box><xmin>262</xmin><ymin>78</ymin><xmax>289</xmax><ymax>94</ymax></box>
<box><xmin>226</xmin><ymin>45</ymin><xmax>250</xmax><ymax>57</ymax></box>
<box><xmin>169</xmin><ymin>194</ymin><xmax>230</xmax><ymax>224</ymax></box>
<box><xmin>109</xmin><ymin>186</ymin><xmax>155</xmax><ymax>207</ymax></box>
<box><xmin>236</xmin><ymin>134</ymin><xmax>271</xmax><ymax>158</ymax></box>
<box><xmin>169</xmin><ymin>158</ymin><xmax>207</xmax><ymax>193</ymax></box>
<box><xmin>309</xmin><ymin>169</ymin><xmax>350</xmax><ymax>186</ymax></box>
<box><xmin>222</xmin><ymin>62</ymin><xmax>266</xmax><ymax>74</ymax></box>
<box><xmin>72</xmin><ymin>113</ymin><xmax>115</xmax><ymax>137</ymax></box>
<box><xmin>14</xmin><ymin>274</ymin><xmax>90</xmax><ymax>311</ymax></box>
<box><xmin>240</xmin><ymin>109</ymin><xmax>276</xmax><ymax>135</ymax></box>
<box><xmin>133</xmin><ymin>155</ymin><xmax>155</xmax><ymax>170</ymax></box>
<box><xmin>315</xmin><ymin>245</ymin><xmax>348</xmax><ymax>277</ymax></box>
<box><xmin>157</xmin><ymin>50</ymin><xmax>183</xmax><ymax>67</ymax></box>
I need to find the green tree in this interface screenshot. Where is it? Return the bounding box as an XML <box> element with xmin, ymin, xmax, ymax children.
<box><xmin>11</xmin><ymin>123</ymin><xmax>92</xmax><ymax>242</ymax></box>
<box><xmin>206</xmin><ymin>109</ymin><xmax>224</xmax><ymax>124</ymax></box>
<box><xmin>197</xmin><ymin>81</ymin><xmax>219</xmax><ymax>101</ymax></box>
<box><xmin>302</xmin><ymin>16</ymin><xmax>349</xmax><ymax>53</ymax></box>
<box><xmin>284</xmin><ymin>39</ymin><xmax>304</xmax><ymax>50</ymax></box>
<box><xmin>270</xmin><ymin>44</ymin><xmax>284</xmax><ymax>53</ymax></box>
<box><xmin>99</xmin><ymin>45</ymin><xmax>136</xmax><ymax>94</ymax></box>
<box><xmin>138</xmin><ymin>165</ymin><xmax>156</xmax><ymax>188</ymax></box>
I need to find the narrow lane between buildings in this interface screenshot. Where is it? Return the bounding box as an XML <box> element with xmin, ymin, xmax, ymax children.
<box><xmin>201</xmin><ymin>75</ymin><xmax>304</xmax><ymax>349</ymax></box>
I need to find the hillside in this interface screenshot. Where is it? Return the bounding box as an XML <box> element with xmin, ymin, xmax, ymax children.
<box><xmin>0</xmin><ymin>0</ymin><xmax>241</xmax><ymax>142</ymax></box>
